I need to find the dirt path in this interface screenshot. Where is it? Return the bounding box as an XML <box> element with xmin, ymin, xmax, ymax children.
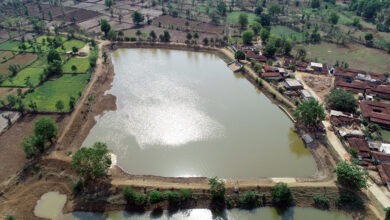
<box><xmin>57</xmin><ymin>40</ymin><xmax>109</xmax><ymax>144</ymax></box>
<box><xmin>219</xmin><ymin>48</ymin><xmax>295</xmax><ymax>109</ymax></box>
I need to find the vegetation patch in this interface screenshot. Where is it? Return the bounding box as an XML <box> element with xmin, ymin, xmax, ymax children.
<box><xmin>57</xmin><ymin>40</ymin><xmax>86</xmax><ymax>53</ymax></box>
<box><xmin>0</xmin><ymin>41</ymin><xmax>21</xmax><ymax>51</ymax></box>
<box><xmin>0</xmin><ymin>53</ymin><xmax>38</xmax><ymax>77</ymax></box>
<box><xmin>1</xmin><ymin>67</ymin><xmax>44</xmax><ymax>87</ymax></box>
<box><xmin>226</xmin><ymin>12</ymin><xmax>256</xmax><ymax>26</ymax></box>
<box><xmin>271</xmin><ymin>26</ymin><xmax>304</xmax><ymax>42</ymax></box>
<box><xmin>62</xmin><ymin>58</ymin><xmax>90</xmax><ymax>73</ymax></box>
<box><xmin>23</xmin><ymin>73</ymin><xmax>90</xmax><ymax>111</ymax></box>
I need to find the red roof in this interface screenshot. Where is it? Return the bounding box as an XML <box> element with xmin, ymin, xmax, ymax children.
<box><xmin>369</xmin><ymin>72</ymin><xmax>387</xmax><ymax>81</ymax></box>
<box><xmin>262</xmin><ymin>72</ymin><xmax>281</xmax><ymax>78</ymax></box>
<box><xmin>372</xmin><ymin>151</ymin><xmax>390</xmax><ymax>164</ymax></box>
<box><xmin>245</xmin><ymin>50</ymin><xmax>267</xmax><ymax>62</ymax></box>
<box><xmin>264</xmin><ymin>66</ymin><xmax>274</xmax><ymax>72</ymax></box>
<box><xmin>334</xmin><ymin>77</ymin><xmax>369</xmax><ymax>93</ymax></box>
<box><xmin>378</xmin><ymin>164</ymin><xmax>390</xmax><ymax>183</ymax></box>
<box><xmin>347</xmin><ymin>137</ymin><xmax>370</xmax><ymax>153</ymax></box>
<box><xmin>360</xmin><ymin>101</ymin><xmax>390</xmax><ymax>127</ymax></box>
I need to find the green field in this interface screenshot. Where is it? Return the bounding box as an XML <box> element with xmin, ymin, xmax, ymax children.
<box><xmin>62</xmin><ymin>58</ymin><xmax>90</xmax><ymax>73</ymax></box>
<box><xmin>0</xmin><ymin>41</ymin><xmax>21</xmax><ymax>50</ymax></box>
<box><xmin>1</xmin><ymin>67</ymin><xmax>44</xmax><ymax>87</ymax></box>
<box><xmin>23</xmin><ymin>73</ymin><xmax>90</xmax><ymax>111</ymax></box>
<box><xmin>57</xmin><ymin>40</ymin><xmax>86</xmax><ymax>53</ymax></box>
<box><xmin>271</xmin><ymin>26</ymin><xmax>304</xmax><ymax>41</ymax></box>
<box><xmin>303</xmin><ymin>42</ymin><xmax>390</xmax><ymax>73</ymax></box>
<box><xmin>226</xmin><ymin>12</ymin><xmax>257</xmax><ymax>26</ymax></box>
<box><xmin>381</xmin><ymin>129</ymin><xmax>390</xmax><ymax>141</ymax></box>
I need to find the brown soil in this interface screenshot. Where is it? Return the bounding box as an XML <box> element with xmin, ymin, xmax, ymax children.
<box><xmin>0</xmin><ymin>114</ymin><xmax>69</xmax><ymax>183</ymax></box>
<box><xmin>0</xmin><ymin>87</ymin><xmax>28</xmax><ymax>100</ymax></box>
<box><xmin>0</xmin><ymin>53</ymin><xmax>38</xmax><ymax>77</ymax></box>
<box><xmin>54</xmin><ymin>8</ymin><xmax>101</xmax><ymax>23</ymax></box>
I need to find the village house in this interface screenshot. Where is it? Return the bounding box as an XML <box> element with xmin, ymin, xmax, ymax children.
<box><xmin>380</xmin><ymin>143</ymin><xmax>390</xmax><ymax>154</ymax></box>
<box><xmin>308</xmin><ymin>62</ymin><xmax>326</xmax><ymax>74</ymax></box>
<box><xmin>301</xmin><ymin>90</ymin><xmax>314</xmax><ymax>101</ymax></box>
<box><xmin>245</xmin><ymin>50</ymin><xmax>267</xmax><ymax>63</ymax></box>
<box><xmin>329</xmin><ymin>110</ymin><xmax>360</xmax><ymax>126</ymax></box>
<box><xmin>360</xmin><ymin>100</ymin><xmax>390</xmax><ymax>128</ymax></box>
<box><xmin>295</xmin><ymin>62</ymin><xmax>309</xmax><ymax>72</ymax></box>
<box><xmin>347</xmin><ymin>137</ymin><xmax>371</xmax><ymax>159</ymax></box>
<box><xmin>284</xmin><ymin>78</ymin><xmax>303</xmax><ymax>90</ymax></box>
<box><xmin>377</xmin><ymin>163</ymin><xmax>390</xmax><ymax>189</ymax></box>
<box><xmin>372</xmin><ymin>151</ymin><xmax>390</xmax><ymax>165</ymax></box>
<box><xmin>366</xmin><ymin>85</ymin><xmax>390</xmax><ymax>100</ymax></box>
<box><xmin>261</xmin><ymin>72</ymin><xmax>282</xmax><ymax>81</ymax></box>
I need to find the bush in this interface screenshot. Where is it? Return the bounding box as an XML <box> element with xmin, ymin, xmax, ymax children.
<box><xmin>336</xmin><ymin>192</ymin><xmax>363</xmax><ymax>208</ymax></box>
<box><xmin>73</xmin><ymin>179</ymin><xmax>84</xmax><ymax>194</ymax></box>
<box><xmin>149</xmin><ymin>190</ymin><xmax>163</xmax><ymax>204</ymax></box>
<box><xmin>209</xmin><ymin>177</ymin><xmax>226</xmax><ymax>203</ymax></box>
<box><xmin>134</xmin><ymin>193</ymin><xmax>148</xmax><ymax>206</ymax></box>
<box><xmin>240</xmin><ymin>191</ymin><xmax>260</xmax><ymax>209</ymax></box>
<box><xmin>385</xmin><ymin>207</ymin><xmax>390</xmax><ymax>220</ymax></box>
<box><xmin>334</xmin><ymin>161</ymin><xmax>369</xmax><ymax>190</ymax></box>
<box><xmin>271</xmin><ymin>182</ymin><xmax>294</xmax><ymax>207</ymax></box>
<box><xmin>165</xmin><ymin>190</ymin><xmax>182</xmax><ymax>207</ymax></box>
<box><xmin>123</xmin><ymin>186</ymin><xmax>136</xmax><ymax>202</ymax></box>
<box><xmin>179</xmin><ymin>188</ymin><xmax>194</xmax><ymax>201</ymax></box>
<box><xmin>348</xmin><ymin>147</ymin><xmax>358</xmax><ymax>158</ymax></box>
<box><xmin>313</xmin><ymin>194</ymin><xmax>329</xmax><ymax>208</ymax></box>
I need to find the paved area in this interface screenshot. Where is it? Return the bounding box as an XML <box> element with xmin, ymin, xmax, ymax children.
<box><xmin>0</xmin><ymin>111</ymin><xmax>21</xmax><ymax>135</ymax></box>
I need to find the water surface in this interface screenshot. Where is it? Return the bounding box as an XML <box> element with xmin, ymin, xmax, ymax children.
<box><xmin>83</xmin><ymin>49</ymin><xmax>316</xmax><ymax>177</ymax></box>
<box><xmin>34</xmin><ymin>191</ymin><xmax>67</xmax><ymax>219</ymax></box>
<box><xmin>63</xmin><ymin>207</ymin><xmax>351</xmax><ymax>220</ymax></box>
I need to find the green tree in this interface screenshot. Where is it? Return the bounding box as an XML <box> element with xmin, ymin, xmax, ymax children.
<box><xmin>242</xmin><ymin>30</ymin><xmax>254</xmax><ymax>44</ymax></box>
<box><xmin>268</xmin><ymin>4</ymin><xmax>281</xmax><ymax>17</ymax></box>
<box><xmin>283</xmin><ymin>39</ymin><xmax>292</xmax><ymax>55</ymax></box>
<box><xmin>334</xmin><ymin>161</ymin><xmax>369</xmax><ymax>190</ymax></box>
<box><xmin>328</xmin><ymin>11</ymin><xmax>340</xmax><ymax>25</ymax></box>
<box><xmin>238</xmin><ymin>13</ymin><xmax>248</xmax><ymax>29</ymax></box>
<box><xmin>209</xmin><ymin>177</ymin><xmax>226</xmax><ymax>203</ymax></box>
<box><xmin>6</xmin><ymin>94</ymin><xmax>16</xmax><ymax>107</ymax></box>
<box><xmin>107</xmin><ymin>30</ymin><xmax>117</xmax><ymax>40</ymax></box>
<box><xmin>22</xmin><ymin>135</ymin><xmax>45</xmax><ymax>158</ymax></box>
<box><xmin>235</xmin><ymin>50</ymin><xmax>246</xmax><ymax>61</ymax></box>
<box><xmin>104</xmin><ymin>0</ymin><xmax>113</xmax><ymax>8</ymax></box>
<box><xmin>72</xmin><ymin>46</ymin><xmax>78</xmax><ymax>53</ymax></box>
<box><xmin>123</xmin><ymin>186</ymin><xmax>136</xmax><ymax>203</ymax></box>
<box><xmin>6</xmin><ymin>216</ymin><xmax>16</xmax><ymax>220</ymax></box>
<box><xmin>311</xmin><ymin>0</ymin><xmax>321</xmax><ymax>8</ymax></box>
<box><xmin>240</xmin><ymin>191</ymin><xmax>260</xmax><ymax>209</ymax></box>
<box><xmin>100</xmin><ymin>19</ymin><xmax>111</xmax><ymax>37</ymax></box>
<box><xmin>149</xmin><ymin>30</ymin><xmax>157</xmax><ymax>41</ymax></box>
<box><xmin>47</xmin><ymin>49</ymin><xmax>61</xmax><ymax>63</ymax></box>
<box><xmin>325</xmin><ymin>89</ymin><xmax>357</xmax><ymax>113</ymax></box>
<box><xmin>132</xmin><ymin>11</ymin><xmax>144</xmax><ymax>25</ymax></box>
<box><xmin>217</xmin><ymin>1</ymin><xmax>227</xmax><ymax>16</ymax></box>
<box><xmin>71</xmin><ymin>142</ymin><xmax>112</xmax><ymax>181</ymax></box>
<box><xmin>385</xmin><ymin>207</ymin><xmax>390</xmax><ymax>220</ymax></box>
<box><xmin>149</xmin><ymin>190</ymin><xmax>163</xmax><ymax>204</ymax></box>
<box><xmin>255</xmin><ymin>5</ymin><xmax>263</xmax><ymax>15</ymax></box>
<box><xmin>272</xmin><ymin>182</ymin><xmax>294</xmax><ymax>207</ymax></box>
<box><xmin>55</xmin><ymin>100</ymin><xmax>64</xmax><ymax>112</ymax></box>
<box><xmin>364</xmin><ymin>32</ymin><xmax>374</xmax><ymax>46</ymax></box>
<box><xmin>296</xmin><ymin>47</ymin><xmax>306</xmax><ymax>61</ymax></box>
<box><xmin>250</xmin><ymin>21</ymin><xmax>262</xmax><ymax>36</ymax></box>
<box><xmin>260</xmin><ymin>28</ymin><xmax>270</xmax><ymax>42</ymax></box>
<box><xmin>34</xmin><ymin>117</ymin><xmax>58</xmax><ymax>142</ymax></box>
<box><xmin>294</xmin><ymin>99</ymin><xmax>325</xmax><ymax>127</ymax></box>
<box><xmin>262</xmin><ymin>43</ymin><xmax>277</xmax><ymax>57</ymax></box>
<box><xmin>102</xmin><ymin>52</ymin><xmax>108</xmax><ymax>63</ymax></box>
<box><xmin>165</xmin><ymin>190</ymin><xmax>182</xmax><ymax>207</ymax></box>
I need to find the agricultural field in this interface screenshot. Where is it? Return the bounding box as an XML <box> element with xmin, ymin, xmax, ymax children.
<box><xmin>271</xmin><ymin>26</ymin><xmax>304</xmax><ymax>42</ymax></box>
<box><xmin>0</xmin><ymin>68</ymin><xmax>44</xmax><ymax>87</ymax></box>
<box><xmin>0</xmin><ymin>41</ymin><xmax>21</xmax><ymax>51</ymax></box>
<box><xmin>0</xmin><ymin>51</ymin><xmax>16</xmax><ymax>61</ymax></box>
<box><xmin>57</xmin><ymin>40</ymin><xmax>86</xmax><ymax>53</ymax></box>
<box><xmin>0</xmin><ymin>53</ymin><xmax>38</xmax><ymax>77</ymax></box>
<box><xmin>62</xmin><ymin>58</ymin><xmax>90</xmax><ymax>73</ymax></box>
<box><xmin>303</xmin><ymin>42</ymin><xmax>390</xmax><ymax>73</ymax></box>
<box><xmin>23</xmin><ymin>73</ymin><xmax>91</xmax><ymax>111</ymax></box>
<box><xmin>226</xmin><ymin>11</ymin><xmax>256</xmax><ymax>26</ymax></box>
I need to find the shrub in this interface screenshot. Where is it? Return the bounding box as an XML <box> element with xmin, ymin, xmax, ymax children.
<box><xmin>165</xmin><ymin>190</ymin><xmax>182</xmax><ymax>207</ymax></box>
<box><xmin>271</xmin><ymin>182</ymin><xmax>294</xmax><ymax>207</ymax></box>
<box><xmin>335</xmin><ymin>192</ymin><xmax>363</xmax><ymax>208</ymax></box>
<box><xmin>313</xmin><ymin>194</ymin><xmax>329</xmax><ymax>208</ymax></box>
<box><xmin>123</xmin><ymin>186</ymin><xmax>136</xmax><ymax>202</ymax></box>
<box><xmin>385</xmin><ymin>207</ymin><xmax>390</xmax><ymax>220</ymax></box>
<box><xmin>334</xmin><ymin>161</ymin><xmax>369</xmax><ymax>190</ymax></box>
<box><xmin>179</xmin><ymin>188</ymin><xmax>194</xmax><ymax>201</ymax></box>
<box><xmin>149</xmin><ymin>190</ymin><xmax>163</xmax><ymax>204</ymax></box>
<box><xmin>240</xmin><ymin>190</ymin><xmax>260</xmax><ymax>209</ymax></box>
<box><xmin>348</xmin><ymin>147</ymin><xmax>358</xmax><ymax>158</ymax></box>
<box><xmin>6</xmin><ymin>216</ymin><xmax>16</xmax><ymax>220</ymax></box>
<box><xmin>209</xmin><ymin>177</ymin><xmax>225</xmax><ymax>203</ymax></box>
<box><xmin>73</xmin><ymin>179</ymin><xmax>84</xmax><ymax>194</ymax></box>
<box><xmin>134</xmin><ymin>193</ymin><xmax>148</xmax><ymax>206</ymax></box>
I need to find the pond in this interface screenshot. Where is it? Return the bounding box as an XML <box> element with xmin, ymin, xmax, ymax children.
<box><xmin>63</xmin><ymin>207</ymin><xmax>351</xmax><ymax>220</ymax></box>
<box><xmin>34</xmin><ymin>191</ymin><xmax>67</xmax><ymax>219</ymax></box>
<box><xmin>83</xmin><ymin>48</ymin><xmax>316</xmax><ymax>177</ymax></box>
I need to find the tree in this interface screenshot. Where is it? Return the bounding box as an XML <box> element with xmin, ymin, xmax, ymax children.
<box><xmin>132</xmin><ymin>11</ymin><xmax>144</xmax><ymax>25</ymax></box>
<box><xmin>55</xmin><ymin>100</ymin><xmax>64</xmax><ymax>111</ymax></box>
<box><xmin>294</xmin><ymin>99</ymin><xmax>325</xmax><ymax>127</ymax></box>
<box><xmin>272</xmin><ymin>182</ymin><xmax>294</xmax><ymax>207</ymax></box>
<box><xmin>235</xmin><ymin>50</ymin><xmax>246</xmax><ymax>61</ymax></box>
<box><xmin>6</xmin><ymin>216</ymin><xmax>16</xmax><ymax>220</ymax></box>
<box><xmin>385</xmin><ymin>207</ymin><xmax>390</xmax><ymax>220</ymax></box>
<box><xmin>296</xmin><ymin>47</ymin><xmax>306</xmax><ymax>61</ymax></box>
<box><xmin>209</xmin><ymin>177</ymin><xmax>226</xmax><ymax>203</ymax></box>
<box><xmin>262</xmin><ymin>43</ymin><xmax>277</xmax><ymax>57</ymax></box>
<box><xmin>100</xmin><ymin>19</ymin><xmax>111</xmax><ymax>37</ymax></box>
<box><xmin>47</xmin><ymin>49</ymin><xmax>61</xmax><ymax>64</ymax></box>
<box><xmin>203</xmin><ymin>37</ymin><xmax>209</xmax><ymax>45</ymax></box>
<box><xmin>71</xmin><ymin>142</ymin><xmax>112</xmax><ymax>181</ymax></box>
<box><xmin>268</xmin><ymin>4</ymin><xmax>281</xmax><ymax>17</ymax></box>
<box><xmin>238</xmin><ymin>13</ymin><xmax>248</xmax><ymax>29</ymax></box>
<box><xmin>186</xmin><ymin>32</ymin><xmax>193</xmax><ymax>40</ymax></box>
<box><xmin>254</xmin><ymin>5</ymin><xmax>263</xmax><ymax>15</ymax></box>
<box><xmin>364</xmin><ymin>32</ymin><xmax>373</xmax><ymax>46</ymax></box>
<box><xmin>328</xmin><ymin>11</ymin><xmax>340</xmax><ymax>25</ymax></box>
<box><xmin>325</xmin><ymin>89</ymin><xmax>357</xmax><ymax>113</ymax></box>
<box><xmin>260</xmin><ymin>28</ymin><xmax>270</xmax><ymax>43</ymax></box>
<box><xmin>107</xmin><ymin>30</ymin><xmax>117</xmax><ymax>40</ymax></box>
<box><xmin>217</xmin><ymin>1</ymin><xmax>227</xmax><ymax>16</ymax></box>
<box><xmin>34</xmin><ymin>117</ymin><xmax>58</xmax><ymax>142</ymax></box>
<box><xmin>242</xmin><ymin>30</ymin><xmax>254</xmax><ymax>44</ymax></box>
<box><xmin>240</xmin><ymin>191</ymin><xmax>260</xmax><ymax>209</ymax></box>
<box><xmin>283</xmin><ymin>39</ymin><xmax>292</xmax><ymax>55</ymax></box>
<box><xmin>334</xmin><ymin>161</ymin><xmax>369</xmax><ymax>190</ymax></box>
<box><xmin>6</xmin><ymin>94</ymin><xmax>16</xmax><ymax>108</ymax></box>
<box><xmin>161</xmin><ymin>30</ymin><xmax>170</xmax><ymax>42</ymax></box>
<box><xmin>22</xmin><ymin>135</ymin><xmax>45</xmax><ymax>159</ymax></box>
<box><xmin>149</xmin><ymin>190</ymin><xmax>163</xmax><ymax>204</ymax></box>
<box><xmin>149</xmin><ymin>30</ymin><xmax>157</xmax><ymax>41</ymax></box>
<box><xmin>102</xmin><ymin>52</ymin><xmax>108</xmax><ymax>63</ymax></box>
<box><xmin>250</xmin><ymin>21</ymin><xmax>262</xmax><ymax>36</ymax></box>
<box><xmin>72</xmin><ymin>46</ymin><xmax>78</xmax><ymax>53</ymax></box>
<box><xmin>311</xmin><ymin>0</ymin><xmax>320</xmax><ymax>8</ymax></box>
<box><xmin>104</xmin><ymin>0</ymin><xmax>113</xmax><ymax>8</ymax></box>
